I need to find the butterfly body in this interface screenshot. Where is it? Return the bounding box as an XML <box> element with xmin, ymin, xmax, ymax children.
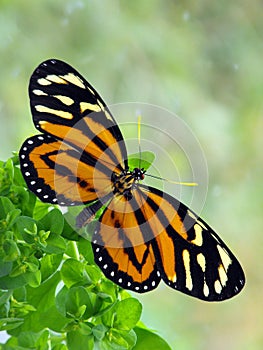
<box><xmin>19</xmin><ymin>59</ymin><xmax>245</xmax><ymax>301</ymax></box>
<box><xmin>112</xmin><ymin>167</ymin><xmax>145</xmax><ymax>199</ymax></box>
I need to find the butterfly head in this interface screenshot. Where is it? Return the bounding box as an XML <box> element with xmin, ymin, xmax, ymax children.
<box><xmin>111</xmin><ymin>167</ymin><xmax>146</xmax><ymax>200</ymax></box>
<box><xmin>132</xmin><ymin>167</ymin><xmax>146</xmax><ymax>181</ymax></box>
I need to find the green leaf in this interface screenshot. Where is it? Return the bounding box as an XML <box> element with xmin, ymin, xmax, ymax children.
<box><xmin>6</xmin><ymin>209</ymin><xmax>21</xmax><ymax>228</ymax></box>
<box><xmin>0</xmin><ymin>196</ymin><xmax>15</xmax><ymax>219</ymax></box>
<box><xmin>52</xmin><ymin>345</ymin><xmax>68</xmax><ymax>350</ymax></box>
<box><xmin>33</xmin><ymin>201</ymin><xmax>52</xmax><ymax>221</ymax></box>
<box><xmin>98</xmin><ymin>279</ymin><xmax>118</xmax><ymax>302</ymax></box>
<box><xmin>0</xmin><ymin>271</ymin><xmax>37</xmax><ymax>290</ymax></box>
<box><xmin>39</xmin><ymin>208</ymin><xmax>64</xmax><ymax>236</ymax></box>
<box><xmin>128</xmin><ymin>151</ymin><xmax>155</xmax><ymax>171</ymax></box>
<box><xmin>26</xmin><ymin>272</ymin><xmax>60</xmax><ymax>312</ymax></box>
<box><xmin>15</xmin><ymin>216</ymin><xmax>37</xmax><ymax>243</ymax></box>
<box><xmin>43</xmin><ymin>233</ymin><xmax>66</xmax><ymax>254</ymax></box>
<box><xmin>85</xmin><ymin>265</ymin><xmax>102</xmax><ymax>285</ymax></box>
<box><xmin>61</xmin><ymin>259</ymin><xmax>91</xmax><ymax>288</ymax></box>
<box><xmin>61</xmin><ymin>211</ymin><xmax>80</xmax><ymax>241</ymax></box>
<box><xmin>55</xmin><ymin>285</ymin><xmax>68</xmax><ymax>317</ymax></box>
<box><xmin>21</xmin><ymin>190</ymin><xmax>36</xmax><ymax>218</ymax></box>
<box><xmin>77</xmin><ymin>237</ymin><xmax>94</xmax><ymax>264</ymax></box>
<box><xmin>13</xmin><ymin>163</ymin><xmax>26</xmax><ymax>186</ymax></box>
<box><xmin>35</xmin><ymin>329</ymin><xmax>50</xmax><ymax>350</ymax></box>
<box><xmin>12</xmin><ymin>304</ymin><xmax>68</xmax><ymax>335</ymax></box>
<box><xmin>25</xmin><ymin>269</ymin><xmax>41</xmax><ymax>288</ymax></box>
<box><xmin>133</xmin><ymin>327</ymin><xmax>172</xmax><ymax>350</ymax></box>
<box><xmin>9</xmin><ymin>279</ymin><xmax>68</xmax><ymax>335</ymax></box>
<box><xmin>40</xmin><ymin>254</ymin><xmax>63</xmax><ymax>281</ymax></box>
<box><xmin>13</xmin><ymin>287</ymin><xmax>26</xmax><ymax>302</ymax></box>
<box><xmin>65</xmin><ymin>241</ymin><xmax>79</xmax><ymax>259</ymax></box>
<box><xmin>0</xmin><ymin>290</ymin><xmax>12</xmax><ymax>306</ymax></box>
<box><xmin>65</xmin><ymin>286</ymin><xmax>95</xmax><ymax>319</ymax></box>
<box><xmin>2</xmin><ymin>239</ymin><xmax>20</xmax><ymax>262</ymax></box>
<box><xmin>0</xmin><ymin>317</ymin><xmax>24</xmax><ymax>331</ymax></box>
<box><xmin>114</xmin><ymin>298</ymin><xmax>142</xmax><ymax>330</ymax></box>
<box><xmin>6</xmin><ymin>158</ymin><xmax>15</xmax><ymax>177</ymax></box>
<box><xmin>0</xmin><ymin>260</ymin><xmax>13</xmax><ymax>278</ymax></box>
<box><xmin>92</xmin><ymin>324</ymin><xmax>108</xmax><ymax>341</ymax></box>
<box><xmin>18</xmin><ymin>330</ymin><xmax>49</xmax><ymax>349</ymax></box>
<box><xmin>101</xmin><ymin>329</ymin><xmax>137</xmax><ymax>350</ymax></box>
<box><xmin>67</xmin><ymin>330</ymin><xmax>94</xmax><ymax>350</ymax></box>
<box><xmin>78</xmin><ymin>322</ymin><xmax>92</xmax><ymax>336</ymax></box>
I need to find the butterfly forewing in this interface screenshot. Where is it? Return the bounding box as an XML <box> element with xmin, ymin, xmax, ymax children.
<box><xmin>29</xmin><ymin>59</ymin><xmax>127</xmax><ymax>171</ymax></box>
<box><xmin>20</xmin><ymin>59</ymin><xmax>128</xmax><ymax>206</ymax></box>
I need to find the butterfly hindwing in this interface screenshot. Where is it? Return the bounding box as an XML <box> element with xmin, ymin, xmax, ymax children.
<box><xmin>92</xmin><ymin>184</ymin><xmax>245</xmax><ymax>300</ymax></box>
<box><xmin>92</xmin><ymin>190</ymin><xmax>162</xmax><ymax>292</ymax></box>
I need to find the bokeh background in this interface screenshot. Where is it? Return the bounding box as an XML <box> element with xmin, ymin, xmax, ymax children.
<box><xmin>0</xmin><ymin>1</ymin><xmax>262</xmax><ymax>349</ymax></box>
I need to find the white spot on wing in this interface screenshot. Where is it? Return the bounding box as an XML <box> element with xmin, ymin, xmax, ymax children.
<box><xmin>35</xmin><ymin>105</ymin><xmax>73</xmax><ymax>120</ymax></box>
<box><xmin>214</xmin><ymin>280</ymin><xmax>222</xmax><ymax>294</ymax></box>
<box><xmin>191</xmin><ymin>224</ymin><xmax>203</xmax><ymax>246</ymax></box>
<box><xmin>54</xmin><ymin>95</ymin><xmax>74</xmax><ymax>105</ymax></box>
<box><xmin>46</xmin><ymin>74</ymin><xmax>67</xmax><ymax>84</ymax></box>
<box><xmin>217</xmin><ymin>245</ymin><xmax>232</xmax><ymax>271</ymax></box>
<box><xmin>197</xmin><ymin>253</ymin><xmax>206</xmax><ymax>272</ymax></box>
<box><xmin>183</xmin><ymin>249</ymin><xmax>193</xmax><ymax>291</ymax></box>
<box><xmin>38</xmin><ymin>78</ymin><xmax>52</xmax><ymax>86</ymax></box>
<box><xmin>61</xmin><ymin>73</ymin><xmax>86</xmax><ymax>88</ymax></box>
<box><xmin>33</xmin><ymin>89</ymin><xmax>47</xmax><ymax>96</ymax></box>
<box><xmin>80</xmin><ymin>102</ymin><xmax>101</xmax><ymax>113</ymax></box>
<box><xmin>218</xmin><ymin>264</ymin><xmax>228</xmax><ymax>286</ymax></box>
<box><xmin>203</xmin><ymin>282</ymin><xmax>209</xmax><ymax>297</ymax></box>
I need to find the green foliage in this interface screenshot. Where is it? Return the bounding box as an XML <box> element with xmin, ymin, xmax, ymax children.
<box><xmin>128</xmin><ymin>151</ymin><xmax>155</xmax><ymax>171</ymax></box>
<box><xmin>0</xmin><ymin>156</ymin><xmax>171</xmax><ymax>349</ymax></box>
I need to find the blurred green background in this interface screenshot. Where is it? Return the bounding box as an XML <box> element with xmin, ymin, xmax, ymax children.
<box><xmin>0</xmin><ymin>1</ymin><xmax>262</xmax><ymax>349</ymax></box>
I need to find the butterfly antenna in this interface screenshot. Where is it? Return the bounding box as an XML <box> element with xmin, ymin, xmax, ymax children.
<box><xmin>144</xmin><ymin>173</ymin><xmax>198</xmax><ymax>186</ymax></box>
<box><xmin>137</xmin><ymin>115</ymin><xmax>142</xmax><ymax>169</ymax></box>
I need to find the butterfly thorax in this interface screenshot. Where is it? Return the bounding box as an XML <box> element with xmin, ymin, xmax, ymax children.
<box><xmin>112</xmin><ymin>167</ymin><xmax>145</xmax><ymax>199</ymax></box>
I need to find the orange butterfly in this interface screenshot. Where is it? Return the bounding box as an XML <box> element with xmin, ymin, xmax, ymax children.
<box><xmin>19</xmin><ymin>59</ymin><xmax>245</xmax><ymax>300</ymax></box>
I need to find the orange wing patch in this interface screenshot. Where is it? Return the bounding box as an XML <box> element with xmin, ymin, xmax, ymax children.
<box><xmin>20</xmin><ymin>134</ymin><xmax>112</xmax><ymax>205</ymax></box>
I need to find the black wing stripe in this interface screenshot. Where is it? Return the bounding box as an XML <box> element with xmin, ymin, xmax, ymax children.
<box><xmin>29</xmin><ymin>59</ymin><xmax>128</xmax><ymax>169</ymax></box>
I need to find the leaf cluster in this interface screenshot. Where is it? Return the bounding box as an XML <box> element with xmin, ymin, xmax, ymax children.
<box><xmin>0</xmin><ymin>155</ymin><xmax>171</xmax><ymax>349</ymax></box>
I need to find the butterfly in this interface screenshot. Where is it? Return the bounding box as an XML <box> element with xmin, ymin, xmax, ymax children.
<box><xmin>19</xmin><ymin>59</ymin><xmax>245</xmax><ymax>301</ymax></box>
